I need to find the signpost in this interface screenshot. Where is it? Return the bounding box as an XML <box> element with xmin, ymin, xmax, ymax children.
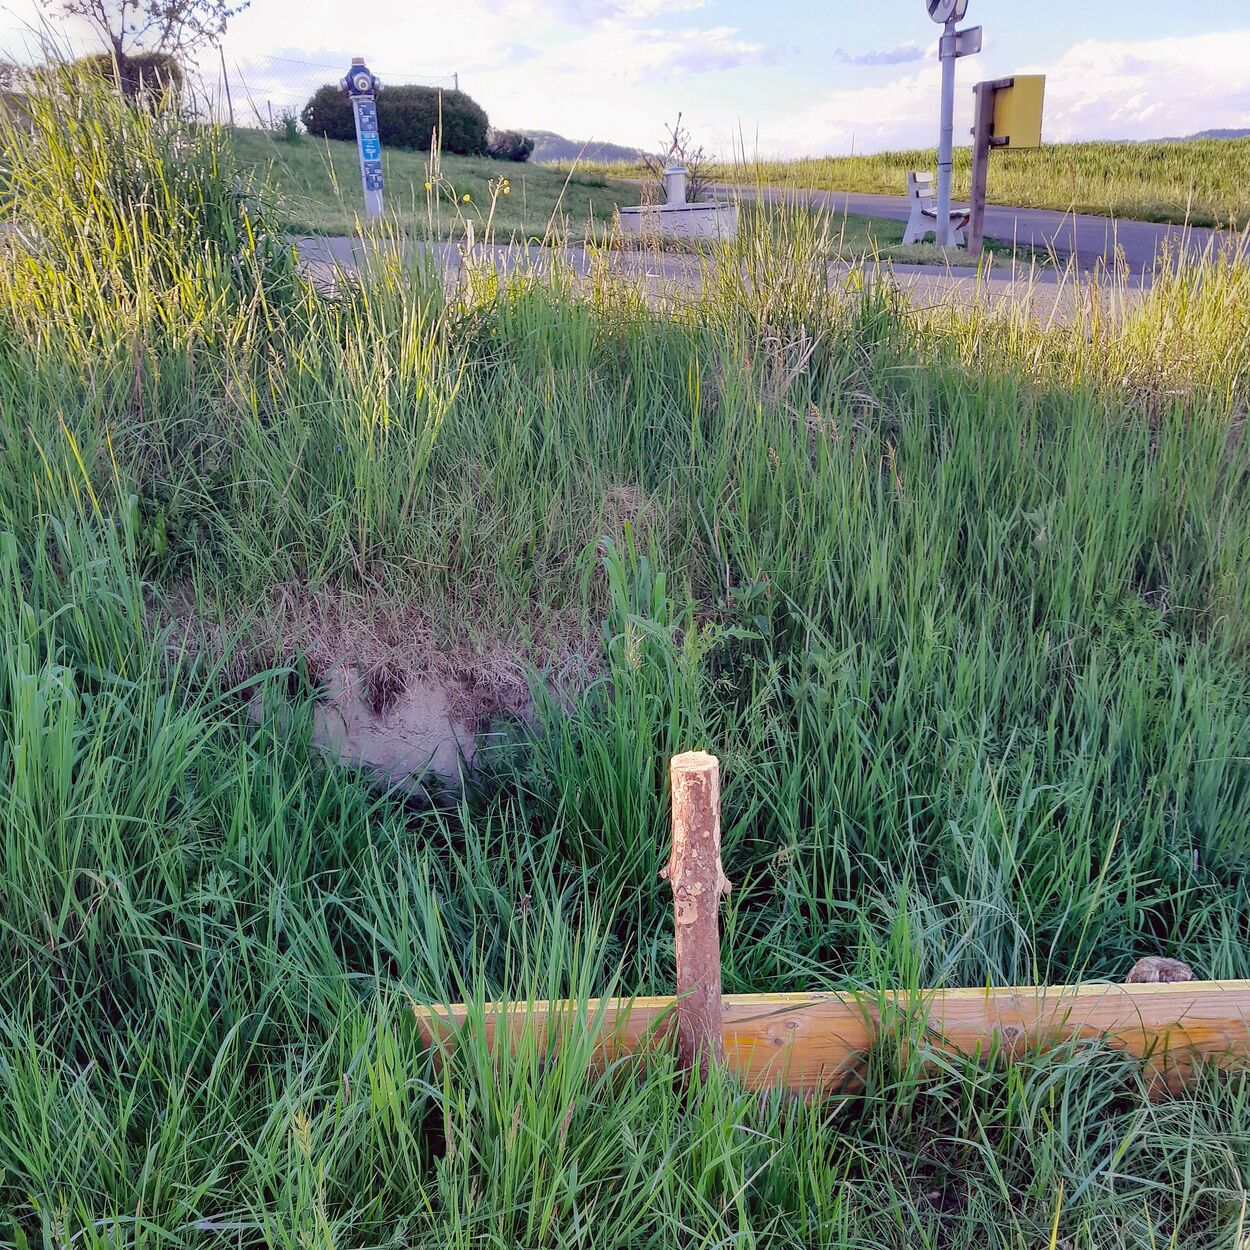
<box><xmin>927</xmin><ymin>0</ymin><xmax>979</xmax><ymax>246</ymax></box>
<box><xmin>967</xmin><ymin>75</ymin><xmax>1046</xmax><ymax>256</ymax></box>
<box><xmin>341</xmin><ymin>57</ymin><xmax>384</xmax><ymax>219</ymax></box>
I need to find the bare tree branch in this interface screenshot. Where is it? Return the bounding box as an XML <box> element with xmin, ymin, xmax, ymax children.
<box><xmin>58</xmin><ymin>0</ymin><xmax>250</xmax><ymax>58</ymax></box>
<box><xmin>641</xmin><ymin>115</ymin><xmax>713</xmax><ymax>204</ymax></box>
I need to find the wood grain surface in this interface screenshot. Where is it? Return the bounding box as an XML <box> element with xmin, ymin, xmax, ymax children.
<box><xmin>414</xmin><ymin>982</ymin><xmax>1250</xmax><ymax>1093</ymax></box>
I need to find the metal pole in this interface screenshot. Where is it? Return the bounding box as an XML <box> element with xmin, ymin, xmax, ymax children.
<box><xmin>219</xmin><ymin>45</ymin><xmax>234</xmax><ymax>128</ymax></box>
<box><xmin>935</xmin><ymin>17</ymin><xmax>957</xmax><ymax>246</ymax></box>
<box><xmin>352</xmin><ymin>98</ymin><xmax>384</xmax><ymax>218</ymax></box>
<box><xmin>343</xmin><ymin>57</ymin><xmax>384</xmax><ymax>220</ymax></box>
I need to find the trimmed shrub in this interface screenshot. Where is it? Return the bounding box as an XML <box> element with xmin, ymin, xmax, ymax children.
<box><xmin>73</xmin><ymin>51</ymin><xmax>184</xmax><ymax>106</ymax></box>
<box><xmin>299</xmin><ymin>84</ymin><xmax>354</xmax><ymax>142</ymax></box>
<box><xmin>300</xmin><ymin>83</ymin><xmax>489</xmax><ymax>156</ymax></box>
<box><xmin>486</xmin><ymin>128</ymin><xmax>534</xmax><ymax>163</ymax></box>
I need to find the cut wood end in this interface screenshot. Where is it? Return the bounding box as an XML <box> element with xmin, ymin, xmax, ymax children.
<box><xmin>671</xmin><ymin>750</ymin><xmax>719</xmax><ymax>775</ymax></box>
<box><xmin>1125</xmin><ymin>956</ymin><xmax>1196</xmax><ymax>984</ymax></box>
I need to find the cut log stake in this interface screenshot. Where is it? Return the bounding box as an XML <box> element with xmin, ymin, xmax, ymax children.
<box><xmin>663</xmin><ymin>750</ymin><xmax>732</xmax><ymax>1077</ymax></box>
<box><xmin>412</xmin><ymin>748</ymin><xmax>1250</xmax><ymax>1095</ymax></box>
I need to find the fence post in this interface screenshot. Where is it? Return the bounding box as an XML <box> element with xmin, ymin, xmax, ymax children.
<box><xmin>664</xmin><ymin>751</ymin><xmax>731</xmax><ymax>1078</ymax></box>
<box><xmin>219</xmin><ymin>46</ymin><xmax>234</xmax><ymax>128</ymax></box>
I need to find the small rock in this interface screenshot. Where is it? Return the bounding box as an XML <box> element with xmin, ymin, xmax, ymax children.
<box><xmin>1125</xmin><ymin>956</ymin><xmax>1196</xmax><ymax>984</ymax></box>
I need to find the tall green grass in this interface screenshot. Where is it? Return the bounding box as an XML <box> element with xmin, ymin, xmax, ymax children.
<box><xmin>3</xmin><ymin>67</ymin><xmax>1250</xmax><ymax>1249</ymax></box>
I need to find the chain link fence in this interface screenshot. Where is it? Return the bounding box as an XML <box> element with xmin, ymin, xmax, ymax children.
<box><xmin>208</xmin><ymin>51</ymin><xmax>459</xmax><ymax>130</ymax></box>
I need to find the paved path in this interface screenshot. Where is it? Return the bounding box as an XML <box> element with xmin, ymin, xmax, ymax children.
<box><xmin>725</xmin><ymin>186</ymin><xmax>1242</xmax><ymax>275</ymax></box>
<box><xmin>296</xmin><ymin>235</ymin><xmax>1149</xmax><ymax>324</ymax></box>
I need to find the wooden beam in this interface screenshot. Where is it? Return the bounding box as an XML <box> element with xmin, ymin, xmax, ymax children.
<box><xmin>966</xmin><ymin>80</ymin><xmax>996</xmax><ymax>258</ymax></box>
<box><xmin>414</xmin><ymin>981</ymin><xmax>1250</xmax><ymax>1094</ymax></box>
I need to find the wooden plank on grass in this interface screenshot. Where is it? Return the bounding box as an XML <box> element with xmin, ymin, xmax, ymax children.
<box><xmin>414</xmin><ymin>981</ymin><xmax>1250</xmax><ymax>1093</ymax></box>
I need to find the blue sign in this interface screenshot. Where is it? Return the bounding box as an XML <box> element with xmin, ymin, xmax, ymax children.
<box><xmin>352</xmin><ymin>97</ymin><xmax>384</xmax><ymax>194</ymax></box>
<box><xmin>342</xmin><ymin>60</ymin><xmax>384</xmax><ymax>211</ymax></box>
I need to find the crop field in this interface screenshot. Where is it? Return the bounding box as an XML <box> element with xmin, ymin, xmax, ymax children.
<box><xmin>720</xmin><ymin>137</ymin><xmax>1250</xmax><ymax>228</ymax></box>
<box><xmin>3</xmin><ymin>73</ymin><xmax>1250</xmax><ymax>1249</ymax></box>
<box><xmin>581</xmin><ymin>136</ymin><xmax>1250</xmax><ymax>229</ymax></box>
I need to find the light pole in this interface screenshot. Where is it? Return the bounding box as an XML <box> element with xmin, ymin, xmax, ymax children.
<box><xmin>936</xmin><ymin>17</ymin><xmax>958</xmax><ymax>244</ymax></box>
<box><xmin>340</xmin><ymin>57</ymin><xmax>384</xmax><ymax>219</ymax></box>
<box><xmin>926</xmin><ymin>0</ymin><xmax>976</xmax><ymax>246</ymax></box>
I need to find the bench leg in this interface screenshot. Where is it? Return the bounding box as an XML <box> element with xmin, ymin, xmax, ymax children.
<box><xmin>902</xmin><ymin>206</ymin><xmax>926</xmax><ymax>246</ymax></box>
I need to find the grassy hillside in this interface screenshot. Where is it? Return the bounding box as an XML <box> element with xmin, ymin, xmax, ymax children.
<box><xmin>4</xmin><ymin>72</ymin><xmax>1250</xmax><ymax>1250</ymax></box>
<box><xmin>230</xmin><ymin>125</ymin><xmax>635</xmax><ymax>238</ymax></box>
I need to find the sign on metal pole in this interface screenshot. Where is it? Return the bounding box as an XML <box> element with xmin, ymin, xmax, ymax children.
<box><xmin>992</xmin><ymin>74</ymin><xmax>1046</xmax><ymax>149</ymax></box>
<box><xmin>967</xmin><ymin>74</ymin><xmax>1046</xmax><ymax>256</ymax></box>
<box><xmin>341</xmin><ymin>57</ymin><xmax>384</xmax><ymax>219</ymax></box>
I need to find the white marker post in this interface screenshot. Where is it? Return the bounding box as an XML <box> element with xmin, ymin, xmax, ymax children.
<box><xmin>926</xmin><ymin>0</ymin><xmax>979</xmax><ymax>246</ymax></box>
<box><xmin>341</xmin><ymin>57</ymin><xmax>384</xmax><ymax>218</ymax></box>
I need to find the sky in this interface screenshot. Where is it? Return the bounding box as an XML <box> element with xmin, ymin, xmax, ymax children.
<box><xmin>6</xmin><ymin>0</ymin><xmax>1250</xmax><ymax>154</ymax></box>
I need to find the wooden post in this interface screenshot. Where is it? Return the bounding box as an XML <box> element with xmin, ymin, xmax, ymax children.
<box><xmin>663</xmin><ymin>751</ymin><xmax>732</xmax><ymax>1078</ymax></box>
<box><xmin>966</xmin><ymin>80</ymin><xmax>997</xmax><ymax>258</ymax></box>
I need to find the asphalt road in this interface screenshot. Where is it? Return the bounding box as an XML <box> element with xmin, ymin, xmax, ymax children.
<box><xmin>296</xmin><ymin>235</ymin><xmax>1148</xmax><ymax>324</ymax></box>
<box><xmin>733</xmin><ymin>186</ymin><xmax>1242</xmax><ymax>274</ymax></box>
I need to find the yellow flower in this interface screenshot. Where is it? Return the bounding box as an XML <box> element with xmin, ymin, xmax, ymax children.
<box><xmin>461</xmin><ymin>193</ymin><xmax>471</xmax><ymax>203</ymax></box>
<box><xmin>503</xmin><ymin>186</ymin><xmax>511</xmax><ymax>196</ymax></box>
<box><xmin>423</xmin><ymin>181</ymin><xmax>432</xmax><ymax>191</ymax></box>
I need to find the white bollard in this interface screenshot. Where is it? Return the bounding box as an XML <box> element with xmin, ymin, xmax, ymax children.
<box><xmin>663</xmin><ymin>163</ymin><xmax>688</xmax><ymax>207</ymax></box>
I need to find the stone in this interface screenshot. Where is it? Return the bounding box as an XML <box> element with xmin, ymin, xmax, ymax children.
<box><xmin>1124</xmin><ymin>956</ymin><xmax>1197</xmax><ymax>984</ymax></box>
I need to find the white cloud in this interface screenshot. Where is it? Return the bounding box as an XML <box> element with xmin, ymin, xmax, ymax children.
<box><xmin>834</xmin><ymin>42</ymin><xmax>926</xmax><ymax>67</ymax></box>
<box><xmin>1025</xmin><ymin>30</ymin><xmax>1250</xmax><ymax>142</ymax></box>
<box><xmin>762</xmin><ymin>28</ymin><xmax>1250</xmax><ymax>157</ymax></box>
<box><xmin>10</xmin><ymin>1</ymin><xmax>1249</xmax><ymax>157</ymax></box>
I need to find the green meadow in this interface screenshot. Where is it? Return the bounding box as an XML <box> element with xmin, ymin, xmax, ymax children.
<box><xmin>230</xmin><ymin>124</ymin><xmax>633</xmax><ymax>239</ymax></box>
<box><xmin>3</xmin><ymin>71</ymin><xmax>1250</xmax><ymax>1249</ymax></box>
<box><xmin>230</xmin><ymin>125</ymin><xmax>1021</xmax><ymax>263</ymax></box>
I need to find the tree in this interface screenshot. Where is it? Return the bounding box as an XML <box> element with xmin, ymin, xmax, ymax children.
<box><xmin>641</xmin><ymin>114</ymin><xmax>712</xmax><ymax>204</ymax></box>
<box><xmin>58</xmin><ymin>0</ymin><xmax>250</xmax><ymax>61</ymax></box>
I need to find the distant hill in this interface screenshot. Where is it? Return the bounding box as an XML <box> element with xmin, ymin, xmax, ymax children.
<box><xmin>524</xmin><ymin>129</ymin><xmax>647</xmax><ymax>165</ymax></box>
<box><xmin>1152</xmin><ymin>128</ymin><xmax>1250</xmax><ymax>142</ymax></box>
<box><xmin>1185</xmin><ymin>128</ymin><xmax>1250</xmax><ymax>141</ymax></box>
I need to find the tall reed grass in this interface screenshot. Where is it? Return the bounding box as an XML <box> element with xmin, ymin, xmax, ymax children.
<box><xmin>2</xmin><ymin>67</ymin><xmax>1250</xmax><ymax>1249</ymax></box>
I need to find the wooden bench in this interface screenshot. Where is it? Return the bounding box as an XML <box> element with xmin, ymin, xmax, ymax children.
<box><xmin>902</xmin><ymin>171</ymin><xmax>970</xmax><ymax>246</ymax></box>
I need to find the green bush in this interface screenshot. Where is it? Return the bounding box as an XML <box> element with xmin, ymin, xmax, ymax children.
<box><xmin>300</xmin><ymin>83</ymin><xmax>489</xmax><ymax>155</ymax></box>
<box><xmin>298</xmin><ymin>84</ymin><xmax>352</xmax><ymax>140</ymax></box>
<box><xmin>72</xmin><ymin>51</ymin><xmax>184</xmax><ymax>105</ymax></box>
<box><xmin>486</xmin><ymin>127</ymin><xmax>534</xmax><ymax>162</ymax></box>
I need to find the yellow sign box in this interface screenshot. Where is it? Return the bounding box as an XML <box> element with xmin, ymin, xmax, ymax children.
<box><xmin>992</xmin><ymin>74</ymin><xmax>1046</xmax><ymax>148</ymax></box>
